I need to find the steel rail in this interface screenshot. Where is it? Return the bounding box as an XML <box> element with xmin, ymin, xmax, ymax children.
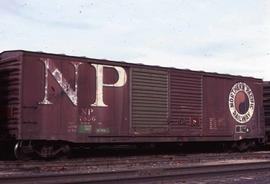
<box><xmin>1</xmin><ymin>151</ymin><xmax>270</xmax><ymax>171</ymax></box>
<box><xmin>1</xmin><ymin>160</ymin><xmax>270</xmax><ymax>184</ymax></box>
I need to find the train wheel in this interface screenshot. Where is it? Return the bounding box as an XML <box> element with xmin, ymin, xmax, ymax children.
<box><xmin>237</xmin><ymin>141</ymin><xmax>253</xmax><ymax>152</ymax></box>
<box><xmin>221</xmin><ymin>142</ymin><xmax>233</xmax><ymax>153</ymax></box>
<box><xmin>34</xmin><ymin>142</ymin><xmax>71</xmax><ymax>159</ymax></box>
<box><xmin>14</xmin><ymin>141</ymin><xmax>35</xmax><ymax>160</ymax></box>
<box><xmin>250</xmin><ymin>141</ymin><xmax>257</xmax><ymax>150</ymax></box>
<box><xmin>57</xmin><ymin>144</ymin><xmax>71</xmax><ymax>159</ymax></box>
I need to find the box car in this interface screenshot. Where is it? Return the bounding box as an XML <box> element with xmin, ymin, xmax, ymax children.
<box><xmin>0</xmin><ymin>50</ymin><xmax>265</xmax><ymax>159</ymax></box>
<box><xmin>264</xmin><ymin>82</ymin><xmax>270</xmax><ymax>141</ymax></box>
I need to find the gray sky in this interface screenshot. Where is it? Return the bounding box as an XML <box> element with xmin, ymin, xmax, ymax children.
<box><xmin>0</xmin><ymin>0</ymin><xmax>270</xmax><ymax>80</ymax></box>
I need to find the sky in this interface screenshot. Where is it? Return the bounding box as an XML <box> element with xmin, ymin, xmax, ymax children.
<box><xmin>0</xmin><ymin>0</ymin><xmax>270</xmax><ymax>80</ymax></box>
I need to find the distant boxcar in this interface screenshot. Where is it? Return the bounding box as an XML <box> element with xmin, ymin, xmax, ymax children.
<box><xmin>0</xmin><ymin>50</ymin><xmax>265</xmax><ymax>159</ymax></box>
<box><xmin>264</xmin><ymin>82</ymin><xmax>270</xmax><ymax>141</ymax></box>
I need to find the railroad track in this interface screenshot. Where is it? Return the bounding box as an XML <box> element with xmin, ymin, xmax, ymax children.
<box><xmin>1</xmin><ymin>160</ymin><xmax>270</xmax><ymax>184</ymax></box>
<box><xmin>1</xmin><ymin>151</ymin><xmax>270</xmax><ymax>173</ymax></box>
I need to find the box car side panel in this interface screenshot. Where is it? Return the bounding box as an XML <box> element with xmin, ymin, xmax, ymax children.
<box><xmin>16</xmin><ymin>51</ymin><xmax>265</xmax><ymax>144</ymax></box>
<box><xmin>21</xmin><ymin>54</ymin><xmax>130</xmax><ymax>142</ymax></box>
<box><xmin>130</xmin><ymin>67</ymin><xmax>169</xmax><ymax>135</ymax></box>
<box><xmin>264</xmin><ymin>82</ymin><xmax>270</xmax><ymax>140</ymax></box>
<box><xmin>0</xmin><ymin>52</ymin><xmax>23</xmax><ymax>140</ymax></box>
<box><xmin>169</xmin><ymin>70</ymin><xmax>203</xmax><ymax>137</ymax></box>
<box><xmin>241</xmin><ymin>80</ymin><xmax>264</xmax><ymax>139</ymax></box>
<box><xmin>22</xmin><ymin>55</ymin><xmax>63</xmax><ymax>140</ymax></box>
<box><xmin>255</xmin><ymin>82</ymin><xmax>265</xmax><ymax>139</ymax></box>
<box><xmin>77</xmin><ymin>61</ymin><xmax>130</xmax><ymax>138</ymax></box>
<box><xmin>202</xmin><ymin>76</ymin><xmax>233</xmax><ymax>137</ymax></box>
<box><xmin>228</xmin><ymin>79</ymin><xmax>264</xmax><ymax>140</ymax></box>
<box><xmin>203</xmin><ymin>76</ymin><xmax>264</xmax><ymax>140</ymax></box>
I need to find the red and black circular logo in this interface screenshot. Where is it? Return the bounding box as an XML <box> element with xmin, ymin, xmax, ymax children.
<box><xmin>229</xmin><ymin>82</ymin><xmax>255</xmax><ymax>123</ymax></box>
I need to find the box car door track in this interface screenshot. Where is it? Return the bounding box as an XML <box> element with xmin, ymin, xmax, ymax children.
<box><xmin>0</xmin><ymin>50</ymin><xmax>266</xmax><ymax>160</ymax></box>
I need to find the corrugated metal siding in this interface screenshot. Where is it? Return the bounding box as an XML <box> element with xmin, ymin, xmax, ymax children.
<box><xmin>0</xmin><ymin>57</ymin><xmax>21</xmax><ymax>139</ymax></box>
<box><xmin>131</xmin><ymin>68</ymin><xmax>169</xmax><ymax>128</ymax></box>
<box><xmin>170</xmin><ymin>71</ymin><xmax>202</xmax><ymax>129</ymax></box>
<box><xmin>264</xmin><ymin>82</ymin><xmax>270</xmax><ymax>131</ymax></box>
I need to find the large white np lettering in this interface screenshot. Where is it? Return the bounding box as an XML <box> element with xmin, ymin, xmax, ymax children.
<box><xmin>39</xmin><ymin>58</ymin><xmax>127</xmax><ymax>107</ymax></box>
<box><xmin>39</xmin><ymin>58</ymin><xmax>81</xmax><ymax>106</ymax></box>
<box><xmin>91</xmin><ymin>64</ymin><xmax>127</xmax><ymax>107</ymax></box>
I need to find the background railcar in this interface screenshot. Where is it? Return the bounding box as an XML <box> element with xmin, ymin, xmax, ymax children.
<box><xmin>0</xmin><ymin>50</ymin><xmax>265</xmax><ymax>159</ymax></box>
<box><xmin>263</xmin><ymin>81</ymin><xmax>270</xmax><ymax>142</ymax></box>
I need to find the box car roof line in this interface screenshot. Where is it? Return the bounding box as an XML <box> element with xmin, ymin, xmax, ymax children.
<box><xmin>0</xmin><ymin>50</ymin><xmax>261</xmax><ymax>81</ymax></box>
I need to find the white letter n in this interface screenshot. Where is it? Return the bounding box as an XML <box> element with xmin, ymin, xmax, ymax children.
<box><xmin>39</xmin><ymin>58</ymin><xmax>81</xmax><ymax>106</ymax></box>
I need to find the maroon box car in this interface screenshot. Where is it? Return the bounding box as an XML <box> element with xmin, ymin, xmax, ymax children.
<box><xmin>0</xmin><ymin>50</ymin><xmax>265</xmax><ymax>159</ymax></box>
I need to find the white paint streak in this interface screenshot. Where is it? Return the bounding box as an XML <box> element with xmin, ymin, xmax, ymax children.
<box><xmin>39</xmin><ymin>58</ymin><xmax>53</xmax><ymax>105</ymax></box>
<box><xmin>40</xmin><ymin>58</ymin><xmax>81</xmax><ymax>106</ymax></box>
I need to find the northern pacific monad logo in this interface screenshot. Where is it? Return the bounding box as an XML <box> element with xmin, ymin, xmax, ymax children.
<box><xmin>229</xmin><ymin>82</ymin><xmax>255</xmax><ymax>124</ymax></box>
